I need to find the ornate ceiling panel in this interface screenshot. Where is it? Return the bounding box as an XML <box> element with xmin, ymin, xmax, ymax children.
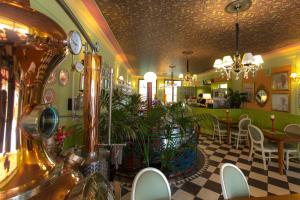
<box><xmin>96</xmin><ymin>0</ymin><xmax>300</xmax><ymax>75</ymax></box>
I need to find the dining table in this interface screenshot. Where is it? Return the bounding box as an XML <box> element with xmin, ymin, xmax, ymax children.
<box><xmin>262</xmin><ymin>129</ymin><xmax>300</xmax><ymax>175</ymax></box>
<box><xmin>232</xmin><ymin>193</ymin><xmax>300</xmax><ymax>200</ymax></box>
<box><xmin>218</xmin><ymin>116</ymin><xmax>239</xmax><ymax>144</ymax></box>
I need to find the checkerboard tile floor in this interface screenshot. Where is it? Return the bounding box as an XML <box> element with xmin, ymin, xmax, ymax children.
<box><xmin>121</xmin><ymin>134</ymin><xmax>300</xmax><ymax>200</ymax></box>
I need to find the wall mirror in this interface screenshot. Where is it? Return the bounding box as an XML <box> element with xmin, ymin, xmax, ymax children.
<box><xmin>255</xmin><ymin>87</ymin><xmax>268</xmax><ymax>106</ymax></box>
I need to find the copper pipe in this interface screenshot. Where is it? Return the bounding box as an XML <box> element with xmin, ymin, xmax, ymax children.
<box><xmin>56</xmin><ymin>0</ymin><xmax>97</xmax><ymax>52</ymax></box>
<box><xmin>108</xmin><ymin>68</ymin><xmax>113</xmax><ymax>145</ymax></box>
<box><xmin>83</xmin><ymin>53</ymin><xmax>101</xmax><ymax>160</ymax></box>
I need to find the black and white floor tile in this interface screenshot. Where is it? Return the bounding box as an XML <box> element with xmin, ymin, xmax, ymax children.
<box><xmin>121</xmin><ymin>135</ymin><xmax>300</xmax><ymax>200</ymax></box>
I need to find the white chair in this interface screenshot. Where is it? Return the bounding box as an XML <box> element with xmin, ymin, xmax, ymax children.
<box><xmin>211</xmin><ymin>115</ymin><xmax>228</xmax><ymax>144</ymax></box>
<box><xmin>131</xmin><ymin>167</ymin><xmax>171</xmax><ymax>200</ymax></box>
<box><xmin>220</xmin><ymin>163</ymin><xmax>250</xmax><ymax>199</ymax></box>
<box><xmin>284</xmin><ymin>124</ymin><xmax>300</xmax><ymax>170</ymax></box>
<box><xmin>239</xmin><ymin>114</ymin><xmax>249</xmax><ymax>121</ymax></box>
<box><xmin>248</xmin><ymin>125</ymin><xmax>278</xmax><ymax>170</ymax></box>
<box><xmin>231</xmin><ymin>118</ymin><xmax>251</xmax><ymax>149</ymax></box>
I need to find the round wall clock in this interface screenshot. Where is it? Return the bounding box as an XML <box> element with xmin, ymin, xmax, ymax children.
<box><xmin>43</xmin><ymin>88</ymin><xmax>55</xmax><ymax>104</ymax></box>
<box><xmin>59</xmin><ymin>69</ymin><xmax>69</xmax><ymax>86</ymax></box>
<box><xmin>67</xmin><ymin>31</ymin><xmax>82</xmax><ymax>55</ymax></box>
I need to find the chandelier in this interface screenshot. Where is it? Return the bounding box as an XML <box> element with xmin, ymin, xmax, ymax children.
<box><xmin>213</xmin><ymin>0</ymin><xmax>263</xmax><ymax>80</ymax></box>
<box><xmin>179</xmin><ymin>51</ymin><xmax>197</xmax><ymax>83</ymax></box>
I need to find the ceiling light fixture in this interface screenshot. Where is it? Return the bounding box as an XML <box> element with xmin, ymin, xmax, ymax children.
<box><xmin>213</xmin><ymin>0</ymin><xmax>263</xmax><ymax>80</ymax></box>
<box><xmin>179</xmin><ymin>51</ymin><xmax>197</xmax><ymax>84</ymax></box>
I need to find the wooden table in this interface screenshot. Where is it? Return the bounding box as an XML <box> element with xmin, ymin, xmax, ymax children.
<box><xmin>219</xmin><ymin>117</ymin><xmax>239</xmax><ymax>144</ymax></box>
<box><xmin>233</xmin><ymin>193</ymin><xmax>300</xmax><ymax>200</ymax></box>
<box><xmin>262</xmin><ymin>129</ymin><xmax>300</xmax><ymax>175</ymax></box>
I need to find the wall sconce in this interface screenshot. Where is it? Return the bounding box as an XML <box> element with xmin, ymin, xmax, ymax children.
<box><xmin>119</xmin><ymin>75</ymin><xmax>124</xmax><ymax>81</ymax></box>
<box><xmin>118</xmin><ymin>75</ymin><xmax>124</xmax><ymax>85</ymax></box>
<box><xmin>290</xmin><ymin>72</ymin><xmax>300</xmax><ymax>82</ymax></box>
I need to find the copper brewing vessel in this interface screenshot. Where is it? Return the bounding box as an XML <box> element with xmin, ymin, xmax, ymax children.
<box><xmin>0</xmin><ymin>1</ymin><xmax>78</xmax><ymax>199</ymax></box>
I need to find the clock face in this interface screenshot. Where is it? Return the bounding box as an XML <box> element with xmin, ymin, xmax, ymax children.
<box><xmin>68</xmin><ymin>31</ymin><xmax>82</xmax><ymax>55</ymax></box>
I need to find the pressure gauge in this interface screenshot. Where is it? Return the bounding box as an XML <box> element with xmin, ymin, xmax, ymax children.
<box><xmin>67</xmin><ymin>31</ymin><xmax>82</xmax><ymax>55</ymax></box>
<box><xmin>75</xmin><ymin>62</ymin><xmax>84</xmax><ymax>73</ymax></box>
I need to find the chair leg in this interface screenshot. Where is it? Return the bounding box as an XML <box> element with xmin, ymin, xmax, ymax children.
<box><xmin>286</xmin><ymin>151</ymin><xmax>289</xmax><ymax>170</ymax></box>
<box><xmin>246</xmin><ymin>135</ymin><xmax>249</xmax><ymax>148</ymax></box>
<box><xmin>262</xmin><ymin>151</ymin><xmax>267</xmax><ymax>170</ymax></box>
<box><xmin>248</xmin><ymin>146</ymin><xmax>253</xmax><ymax>161</ymax></box>
<box><xmin>219</xmin><ymin>132</ymin><xmax>222</xmax><ymax>144</ymax></box>
<box><xmin>268</xmin><ymin>152</ymin><xmax>272</xmax><ymax>164</ymax></box>
<box><xmin>236</xmin><ymin>135</ymin><xmax>240</xmax><ymax>149</ymax></box>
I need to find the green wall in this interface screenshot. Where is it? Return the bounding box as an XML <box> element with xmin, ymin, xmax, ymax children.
<box><xmin>262</xmin><ymin>48</ymin><xmax>300</xmax><ymax>115</ymax></box>
<box><xmin>31</xmin><ymin>0</ymin><xmax>133</xmax><ymax>148</ymax></box>
<box><xmin>192</xmin><ymin>107</ymin><xmax>300</xmax><ymax>134</ymax></box>
<box><xmin>242</xmin><ymin>108</ymin><xmax>300</xmax><ymax>131</ymax></box>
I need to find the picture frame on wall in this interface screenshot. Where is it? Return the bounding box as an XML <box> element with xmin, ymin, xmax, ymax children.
<box><xmin>271</xmin><ymin>93</ymin><xmax>289</xmax><ymax>112</ymax></box>
<box><xmin>59</xmin><ymin>69</ymin><xmax>69</xmax><ymax>86</ymax></box>
<box><xmin>43</xmin><ymin>88</ymin><xmax>55</xmax><ymax>104</ymax></box>
<box><xmin>243</xmin><ymin>82</ymin><xmax>255</xmax><ymax>102</ymax></box>
<box><xmin>271</xmin><ymin>72</ymin><xmax>289</xmax><ymax>90</ymax></box>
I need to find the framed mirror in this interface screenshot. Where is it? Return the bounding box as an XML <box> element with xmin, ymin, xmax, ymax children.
<box><xmin>255</xmin><ymin>87</ymin><xmax>268</xmax><ymax>106</ymax></box>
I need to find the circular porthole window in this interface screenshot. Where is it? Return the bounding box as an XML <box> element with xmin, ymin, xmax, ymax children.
<box><xmin>39</xmin><ymin>106</ymin><xmax>59</xmax><ymax>138</ymax></box>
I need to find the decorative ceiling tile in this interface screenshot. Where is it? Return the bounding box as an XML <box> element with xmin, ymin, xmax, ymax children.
<box><xmin>96</xmin><ymin>0</ymin><xmax>300</xmax><ymax>75</ymax></box>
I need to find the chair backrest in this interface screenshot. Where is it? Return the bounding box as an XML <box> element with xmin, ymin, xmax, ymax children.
<box><xmin>211</xmin><ymin>115</ymin><xmax>220</xmax><ymax>129</ymax></box>
<box><xmin>284</xmin><ymin>124</ymin><xmax>300</xmax><ymax>135</ymax></box>
<box><xmin>239</xmin><ymin>114</ymin><xmax>248</xmax><ymax>121</ymax></box>
<box><xmin>220</xmin><ymin>163</ymin><xmax>250</xmax><ymax>199</ymax></box>
<box><xmin>131</xmin><ymin>167</ymin><xmax>171</xmax><ymax>200</ymax></box>
<box><xmin>239</xmin><ymin>118</ymin><xmax>251</xmax><ymax>132</ymax></box>
<box><xmin>248</xmin><ymin>124</ymin><xmax>264</xmax><ymax>145</ymax></box>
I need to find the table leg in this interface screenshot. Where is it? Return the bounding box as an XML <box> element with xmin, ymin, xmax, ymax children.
<box><xmin>278</xmin><ymin>141</ymin><xmax>284</xmax><ymax>175</ymax></box>
<box><xmin>228</xmin><ymin>122</ymin><xmax>231</xmax><ymax>144</ymax></box>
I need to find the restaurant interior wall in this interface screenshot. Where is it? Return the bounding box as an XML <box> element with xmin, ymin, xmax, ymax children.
<box><xmin>191</xmin><ymin>43</ymin><xmax>300</xmax><ymax>135</ymax></box>
<box><xmin>31</xmin><ymin>0</ymin><xmax>133</xmax><ymax>148</ymax></box>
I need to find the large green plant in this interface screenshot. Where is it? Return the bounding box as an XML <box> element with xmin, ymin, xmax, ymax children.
<box><xmin>99</xmin><ymin>88</ymin><xmax>148</xmax><ymax>144</ymax></box>
<box><xmin>99</xmin><ymin>89</ymin><xmax>197</xmax><ymax>169</ymax></box>
<box><xmin>159</xmin><ymin>102</ymin><xmax>197</xmax><ymax>172</ymax></box>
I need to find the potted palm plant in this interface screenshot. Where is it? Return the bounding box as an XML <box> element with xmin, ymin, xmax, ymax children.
<box><xmin>227</xmin><ymin>88</ymin><xmax>247</xmax><ymax>108</ymax></box>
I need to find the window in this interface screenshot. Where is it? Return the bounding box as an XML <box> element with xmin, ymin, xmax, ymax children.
<box><xmin>138</xmin><ymin>79</ymin><xmax>156</xmax><ymax>100</ymax></box>
<box><xmin>164</xmin><ymin>80</ymin><xmax>181</xmax><ymax>103</ymax></box>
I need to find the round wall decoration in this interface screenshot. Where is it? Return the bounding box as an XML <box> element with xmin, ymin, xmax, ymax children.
<box><xmin>59</xmin><ymin>69</ymin><xmax>69</xmax><ymax>86</ymax></box>
<box><xmin>47</xmin><ymin>69</ymin><xmax>57</xmax><ymax>85</ymax></box>
<box><xmin>43</xmin><ymin>88</ymin><xmax>55</xmax><ymax>104</ymax></box>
